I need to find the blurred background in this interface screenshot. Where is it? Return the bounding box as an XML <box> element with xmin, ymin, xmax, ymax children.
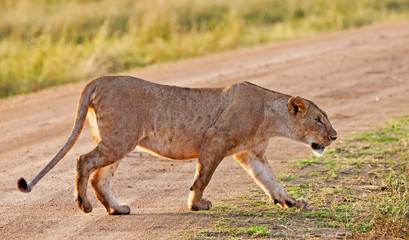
<box><xmin>1</xmin><ymin>0</ymin><xmax>408</xmax><ymax>98</ymax></box>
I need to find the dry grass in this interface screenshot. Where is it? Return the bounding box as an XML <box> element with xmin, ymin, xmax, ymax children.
<box><xmin>1</xmin><ymin>0</ymin><xmax>409</xmax><ymax>98</ymax></box>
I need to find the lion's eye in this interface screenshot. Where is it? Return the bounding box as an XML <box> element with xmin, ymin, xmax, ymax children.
<box><xmin>317</xmin><ymin>118</ymin><xmax>324</xmax><ymax>126</ymax></box>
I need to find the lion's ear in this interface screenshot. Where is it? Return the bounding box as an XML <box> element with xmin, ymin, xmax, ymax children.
<box><xmin>288</xmin><ymin>96</ymin><xmax>307</xmax><ymax>120</ymax></box>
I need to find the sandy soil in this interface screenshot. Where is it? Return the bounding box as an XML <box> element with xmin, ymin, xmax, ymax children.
<box><xmin>1</xmin><ymin>20</ymin><xmax>409</xmax><ymax>239</ymax></box>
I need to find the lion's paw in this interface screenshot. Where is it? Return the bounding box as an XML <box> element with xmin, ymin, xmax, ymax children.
<box><xmin>189</xmin><ymin>199</ymin><xmax>212</xmax><ymax>211</ymax></box>
<box><xmin>108</xmin><ymin>204</ymin><xmax>131</xmax><ymax>215</ymax></box>
<box><xmin>295</xmin><ymin>198</ymin><xmax>308</xmax><ymax>209</ymax></box>
<box><xmin>75</xmin><ymin>196</ymin><xmax>93</xmax><ymax>213</ymax></box>
<box><xmin>273</xmin><ymin>197</ymin><xmax>303</xmax><ymax>209</ymax></box>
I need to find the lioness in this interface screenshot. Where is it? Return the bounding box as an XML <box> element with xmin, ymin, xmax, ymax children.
<box><xmin>18</xmin><ymin>76</ymin><xmax>337</xmax><ymax>215</ymax></box>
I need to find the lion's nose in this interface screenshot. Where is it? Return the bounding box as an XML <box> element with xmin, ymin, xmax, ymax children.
<box><xmin>330</xmin><ymin>136</ymin><xmax>337</xmax><ymax>141</ymax></box>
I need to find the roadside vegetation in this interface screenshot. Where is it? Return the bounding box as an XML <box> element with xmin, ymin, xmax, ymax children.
<box><xmin>1</xmin><ymin>0</ymin><xmax>409</xmax><ymax>98</ymax></box>
<box><xmin>184</xmin><ymin>115</ymin><xmax>409</xmax><ymax>239</ymax></box>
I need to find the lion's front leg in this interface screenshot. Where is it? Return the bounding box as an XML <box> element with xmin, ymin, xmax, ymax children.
<box><xmin>234</xmin><ymin>144</ymin><xmax>307</xmax><ymax>209</ymax></box>
<box><xmin>188</xmin><ymin>130</ymin><xmax>228</xmax><ymax>211</ymax></box>
<box><xmin>188</xmin><ymin>154</ymin><xmax>224</xmax><ymax>211</ymax></box>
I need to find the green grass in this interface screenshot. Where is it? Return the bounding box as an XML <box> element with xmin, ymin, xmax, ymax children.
<box><xmin>184</xmin><ymin>115</ymin><xmax>409</xmax><ymax>239</ymax></box>
<box><xmin>1</xmin><ymin>0</ymin><xmax>409</xmax><ymax>98</ymax></box>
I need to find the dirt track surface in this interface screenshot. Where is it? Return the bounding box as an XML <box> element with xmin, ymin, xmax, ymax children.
<box><xmin>1</xmin><ymin>21</ymin><xmax>409</xmax><ymax>239</ymax></box>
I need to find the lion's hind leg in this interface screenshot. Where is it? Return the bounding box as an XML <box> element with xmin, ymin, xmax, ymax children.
<box><xmin>234</xmin><ymin>142</ymin><xmax>307</xmax><ymax>209</ymax></box>
<box><xmin>90</xmin><ymin>160</ymin><xmax>130</xmax><ymax>215</ymax></box>
<box><xmin>75</xmin><ymin>141</ymin><xmax>134</xmax><ymax>214</ymax></box>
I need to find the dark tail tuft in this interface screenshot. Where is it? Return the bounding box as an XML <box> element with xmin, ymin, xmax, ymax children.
<box><xmin>17</xmin><ymin>178</ymin><xmax>32</xmax><ymax>193</ymax></box>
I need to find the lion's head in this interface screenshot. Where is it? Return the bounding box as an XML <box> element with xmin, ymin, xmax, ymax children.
<box><xmin>288</xmin><ymin>96</ymin><xmax>337</xmax><ymax>155</ymax></box>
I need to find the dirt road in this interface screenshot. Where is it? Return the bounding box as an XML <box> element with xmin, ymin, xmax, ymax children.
<box><xmin>1</xmin><ymin>21</ymin><xmax>409</xmax><ymax>239</ymax></box>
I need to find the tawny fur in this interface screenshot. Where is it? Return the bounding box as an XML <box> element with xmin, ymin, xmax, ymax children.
<box><xmin>18</xmin><ymin>76</ymin><xmax>337</xmax><ymax>215</ymax></box>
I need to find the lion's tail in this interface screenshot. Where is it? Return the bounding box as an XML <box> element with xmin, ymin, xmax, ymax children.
<box><xmin>17</xmin><ymin>82</ymin><xmax>97</xmax><ymax>193</ymax></box>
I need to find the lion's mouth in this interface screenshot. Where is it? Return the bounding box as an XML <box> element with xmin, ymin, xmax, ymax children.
<box><xmin>311</xmin><ymin>142</ymin><xmax>325</xmax><ymax>155</ymax></box>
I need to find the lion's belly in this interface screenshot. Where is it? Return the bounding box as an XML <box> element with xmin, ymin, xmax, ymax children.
<box><xmin>137</xmin><ymin>131</ymin><xmax>203</xmax><ymax>160</ymax></box>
